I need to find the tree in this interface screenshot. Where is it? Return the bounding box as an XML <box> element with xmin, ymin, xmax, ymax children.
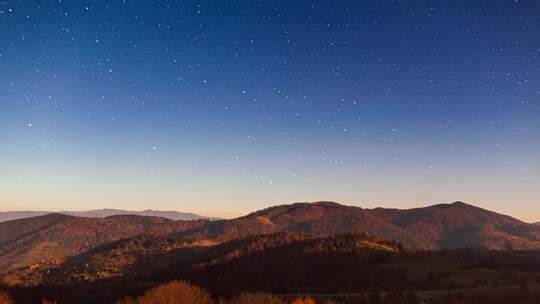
<box><xmin>0</xmin><ymin>291</ymin><xmax>13</xmax><ymax>304</ymax></box>
<box><xmin>526</xmin><ymin>289</ymin><xmax>540</xmax><ymax>304</ymax></box>
<box><xmin>116</xmin><ymin>280</ymin><xmax>214</xmax><ymax>304</ymax></box>
<box><xmin>115</xmin><ymin>297</ymin><xmax>138</xmax><ymax>304</ymax></box>
<box><xmin>368</xmin><ymin>290</ymin><xmax>381</xmax><ymax>304</ymax></box>
<box><xmin>385</xmin><ymin>291</ymin><xmax>404</xmax><ymax>304</ymax></box>
<box><xmin>290</xmin><ymin>297</ymin><xmax>316</xmax><ymax>304</ymax></box>
<box><xmin>405</xmin><ymin>292</ymin><xmax>417</xmax><ymax>304</ymax></box>
<box><xmin>228</xmin><ymin>293</ymin><xmax>285</xmax><ymax>304</ymax></box>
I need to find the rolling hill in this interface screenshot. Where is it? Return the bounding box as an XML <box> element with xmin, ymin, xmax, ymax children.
<box><xmin>0</xmin><ymin>214</ymin><xmax>208</xmax><ymax>282</ymax></box>
<box><xmin>177</xmin><ymin>201</ymin><xmax>540</xmax><ymax>250</ymax></box>
<box><xmin>2</xmin><ymin>201</ymin><xmax>540</xmax><ymax>289</ymax></box>
<box><xmin>0</xmin><ymin>209</ymin><xmax>210</xmax><ymax>223</ymax></box>
<box><xmin>9</xmin><ymin>233</ymin><xmax>540</xmax><ymax>304</ymax></box>
<box><xmin>369</xmin><ymin>202</ymin><xmax>540</xmax><ymax>250</ymax></box>
<box><xmin>43</xmin><ymin>233</ymin><xmax>401</xmax><ymax>285</ymax></box>
<box><xmin>179</xmin><ymin>234</ymin><xmax>540</xmax><ymax>296</ymax></box>
<box><xmin>175</xmin><ymin>201</ymin><xmax>435</xmax><ymax>249</ymax></box>
<box><xmin>42</xmin><ymin>232</ymin><xmax>402</xmax><ymax>286</ymax></box>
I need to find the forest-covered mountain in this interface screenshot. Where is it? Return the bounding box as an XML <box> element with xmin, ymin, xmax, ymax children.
<box><xmin>1</xmin><ymin>201</ymin><xmax>540</xmax><ymax>303</ymax></box>
<box><xmin>0</xmin><ymin>214</ymin><xmax>208</xmax><ymax>278</ymax></box>
<box><xmin>176</xmin><ymin>201</ymin><xmax>540</xmax><ymax>250</ymax></box>
<box><xmin>3</xmin><ymin>233</ymin><xmax>540</xmax><ymax>304</ymax></box>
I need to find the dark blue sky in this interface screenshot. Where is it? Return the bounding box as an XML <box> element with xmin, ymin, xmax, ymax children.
<box><xmin>1</xmin><ymin>1</ymin><xmax>539</xmax><ymax>220</ymax></box>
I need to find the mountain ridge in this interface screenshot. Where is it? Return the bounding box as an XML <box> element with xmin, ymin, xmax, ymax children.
<box><xmin>0</xmin><ymin>214</ymin><xmax>208</xmax><ymax>279</ymax></box>
<box><xmin>0</xmin><ymin>209</ymin><xmax>212</xmax><ymax>223</ymax></box>
<box><xmin>2</xmin><ymin>201</ymin><xmax>540</xmax><ymax>287</ymax></box>
<box><xmin>175</xmin><ymin>201</ymin><xmax>540</xmax><ymax>250</ymax></box>
<box><xmin>368</xmin><ymin>201</ymin><xmax>540</xmax><ymax>249</ymax></box>
<box><xmin>175</xmin><ymin>201</ymin><xmax>435</xmax><ymax>249</ymax></box>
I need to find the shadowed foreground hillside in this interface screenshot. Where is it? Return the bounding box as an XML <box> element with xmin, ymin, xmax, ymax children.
<box><xmin>110</xmin><ymin>280</ymin><xmax>540</xmax><ymax>304</ymax></box>
<box><xmin>2</xmin><ymin>233</ymin><xmax>540</xmax><ymax>303</ymax></box>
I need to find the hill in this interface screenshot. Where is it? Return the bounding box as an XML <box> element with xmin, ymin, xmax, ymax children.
<box><xmin>15</xmin><ymin>233</ymin><xmax>406</xmax><ymax>302</ymax></box>
<box><xmin>177</xmin><ymin>201</ymin><xmax>540</xmax><ymax>250</ymax></box>
<box><xmin>0</xmin><ymin>214</ymin><xmax>207</xmax><ymax>284</ymax></box>
<box><xmin>0</xmin><ymin>209</ymin><xmax>210</xmax><ymax>223</ymax></box>
<box><xmin>2</xmin><ymin>201</ymin><xmax>540</xmax><ymax>291</ymax></box>
<box><xmin>175</xmin><ymin>202</ymin><xmax>435</xmax><ymax>249</ymax></box>
<box><xmin>42</xmin><ymin>232</ymin><xmax>401</xmax><ymax>286</ymax></box>
<box><xmin>180</xmin><ymin>235</ymin><xmax>540</xmax><ymax>296</ymax></box>
<box><xmin>369</xmin><ymin>202</ymin><xmax>540</xmax><ymax>250</ymax></box>
<box><xmin>7</xmin><ymin>233</ymin><xmax>540</xmax><ymax>304</ymax></box>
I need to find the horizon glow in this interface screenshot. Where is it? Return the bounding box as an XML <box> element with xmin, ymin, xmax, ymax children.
<box><xmin>1</xmin><ymin>1</ymin><xmax>539</xmax><ymax>222</ymax></box>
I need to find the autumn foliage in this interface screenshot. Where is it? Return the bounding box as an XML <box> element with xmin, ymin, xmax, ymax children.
<box><xmin>115</xmin><ymin>281</ymin><xmax>214</xmax><ymax>304</ymax></box>
<box><xmin>290</xmin><ymin>297</ymin><xmax>316</xmax><ymax>304</ymax></box>
<box><xmin>113</xmin><ymin>283</ymin><xmax>325</xmax><ymax>304</ymax></box>
<box><xmin>0</xmin><ymin>291</ymin><xmax>13</xmax><ymax>304</ymax></box>
<box><xmin>226</xmin><ymin>292</ymin><xmax>285</xmax><ymax>304</ymax></box>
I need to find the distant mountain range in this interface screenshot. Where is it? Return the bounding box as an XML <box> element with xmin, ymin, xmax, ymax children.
<box><xmin>0</xmin><ymin>209</ymin><xmax>211</xmax><ymax>223</ymax></box>
<box><xmin>534</xmin><ymin>222</ymin><xmax>540</xmax><ymax>226</ymax></box>
<box><xmin>1</xmin><ymin>201</ymin><xmax>539</xmax><ymax>289</ymax></box>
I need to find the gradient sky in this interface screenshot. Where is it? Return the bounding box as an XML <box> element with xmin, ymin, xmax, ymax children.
<box><xmin>1</xmin><ymin>1</ymin><xmax>539</xmax><ymax>221</ymax></box>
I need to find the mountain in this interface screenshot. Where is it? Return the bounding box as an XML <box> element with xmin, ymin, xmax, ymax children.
<box><xmin>11</xmin><ymin>233</ymin><xmax>540</xmax><ymax>304</ymax></box>
<box><xmin>534</xmin><ymin>222</ymin><xmax>540</xmax><ymax>226</ymax></box>
<box><xmin>2</xmin><ymin>201</ymin><xmax>540</xmax><ymax>289</ymax></box>
<box><xmin>0</xmin><ymin>209</ymin><xmax>210</xmax><ymax>223</ymax></box>
<box><xmin>370</xmin><ymin>201</ymin><xmax>540</xmax><ymax>250</ymax></box>
<box><xmin>0</xmin><ymin>214</ymin><xmax>207</xmax><ymax>282</ymax></box>
<box><xmin>176</xmin><ymin>201</ymin><xmax>540</xmax><ymax>250</ymax></box>
<box><xmin>175</xmin><ymin>201</ymin><xmax>435</xmax><ymax>249</ymax></box>
<box><xmin>42</xmin><ymin>232</ymin><xmax>402</xmax><ymax>287</ymax></box>
<box><xmin>0</xmin><ymin>211</ymin><xmax>51</xmax><ymax>223</ymax></box>
<box><xmin>66</xmin><ymin>209</ymin><xmax>211</xmax><ymax>221</ymax></box>
<box><xmin>178</xmin><ymin>234</ymin><xmax>540</xmax><ymax>296</ymax></box>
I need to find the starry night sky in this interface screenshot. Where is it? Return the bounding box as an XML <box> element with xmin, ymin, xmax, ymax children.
<box><xmin>1</xmin><ymin>1</ymin><xmax>539</xmax><ymax>220</ymax></box>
